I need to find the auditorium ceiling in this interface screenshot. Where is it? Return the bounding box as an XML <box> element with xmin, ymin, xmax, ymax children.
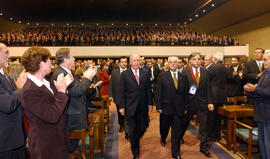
<box><xmin>0</xmin><ymin>0</ymin><xmax>227</xmax><ymax>24</ymax></box>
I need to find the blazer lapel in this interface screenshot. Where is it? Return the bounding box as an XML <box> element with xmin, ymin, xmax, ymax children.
<box><xmin>128</xmin><ymin>68</ymin><xmax>138</xmax><ymax>85</ymax></box>
<box><xmin>198</xmin><ymin>67</ymin><xmax>204</xmax><ymax>88</ymax></box>
<box><xmin>166</xmin><ymin>71</ymin><xmax>176</xmax><ymax>91</ymax></box>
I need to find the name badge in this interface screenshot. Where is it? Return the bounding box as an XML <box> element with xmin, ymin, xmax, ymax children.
<box><xmin>189</xmin><ymin>85</ymin><xmax>197</xmax><ymax>95</ymax></box>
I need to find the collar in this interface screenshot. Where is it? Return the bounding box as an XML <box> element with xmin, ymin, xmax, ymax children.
<box><xmin>131</xmin><ymin>68</ymin><xmax>139</xmax><ymax>76</ymax></box>
<box><xmin>120</xmin><ymin>67</ymin><xmax>127</xmax><ymax>72</ymax></box>
<box><xmin>28</xmin><ymin>73</ymin><xmax>54</xmax><ymax>94</ymax></box>
<box><xmin>60</xmin><ymin>65</ymin><xmax>72</xmax><ymax>74</ymax></box>
<box><xmin>170</xmin><ymin>70</ymin><xmax>178</xmax><ymax>79</ymax></box>
<box><xmin>0</xmin><ymin>68</ymin><xmax>4</xmax><ymax>75</ymax></box>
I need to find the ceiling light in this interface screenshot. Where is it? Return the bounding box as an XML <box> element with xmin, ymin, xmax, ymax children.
<box><xmin>18</xmin><ymin>21</ymin><xmax>21</xmax><ymax>24</ymax></box>
<box><xmin>66</xmin><ymin>23</ymin><xmax>69</xmax><ymax>26</ymax></box>
<box><xmin>36</xmin><ymin>23</ymin><xmax>39</xmax><ymax>26</ymax></box>
<box><xmin>0</xmin><ymin>13</ymin><xmax>3</xmax><ymax>16</ymax></box>
<box><xmin>203</xmin><ymin>9</ymin><xmax>206</xmax><ymax>13</ymax></box>
<box><xmin>184</xmin><ymin>22</ymin><xmax>187</xmax><ymax>24</ymax></box>
<box><xmin>10</xmin><ymin>17</ymin><xmax>13</xmax><ymax>20</ymax></box>
<box><xmin>189</xmin><ymin>18</ymin><xmax>192</xmax><ymax>21</ymax></box>
<box><xmin>177</xmin><ymin>23</ymin><xmax>180</xmax><ymax>26</ymax></box>
<box><xmin>155</xmin><ymin>24</ymin><xmax>157</xmax><ymax>26</ymax></box>
<box><xmin>27</xmin><ymin>22</ymin><xmax>30</xmax><ymax>25</ymax></box>
<box><xmin>111</xmin><ymin>23</ymin><xmax>114</xmax><ymax>26</ymax></box>
<box><xmin>195</xmin><ymin>14</ymin><xmax>199</xmax><ymax>17</ymax></box>
<box><xmin>169</xmin><ymin>24</ymin><xmax>171</xmax><ymax>26</ymax></box>
<box><xmin>51</xmin><ymin>23</ymin><xmax>54</xmax><ymax>26</ymax></box>
<box><xmin>141</xmin><ymin>24</ymin><xmax>143</xmax><ymax>26</ymax></box>
<box><xmin>96</xmin><ymin>23</ymin><xmax>99</xmax><ymax>26</ymax></box>
<box><xmin>211</xmin><ymin>4</ymin><xmax>215</xmax><ymax>7</ymax></box>
<box><xmin>126</xmin><ymin>23</ymin><xmax>128</xmax><ymax>26</ymax></box>
<box><xmin>81</xmin><ymin>23</ymin><xmax>84</xmax><ymax>26</ymax></box>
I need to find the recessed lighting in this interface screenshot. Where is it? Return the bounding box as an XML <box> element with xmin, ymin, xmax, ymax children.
<box><xmin>203</xmin><ymin>9</ymin><xmax>206</xmax><ymax>12</ymax></box>
<box><xmin>10</xmin><ymin>17</ymin><xmax>13</xmax><ymax>20</ymax></box>
<box><xmin>0</xmin><ymin>13</ymin><xmax>3</xmax><ymax>16</ymax></box>
<box><xmin>211</xmin><ymin>4</ymin><xmax>215</xmax><ymax>7</ymax></box>
<box><xmin>189</xmin><ymin>18</ymin><xmax>192</xmax><ymax>21</ymax></box>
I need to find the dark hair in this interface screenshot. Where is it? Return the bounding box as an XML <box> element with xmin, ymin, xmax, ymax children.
<box><xmin>188</xmin><ymin>52</ymin><xmax>201</xmax><ymax>60</ymax></box>
<box><xmin>21</xmin><ymin>47</ymin><xmax>51</xmax><ymax>74</ymax></box>
<box><xmin>55</xmin><ymin>48</ymin><xmax>70</xmax><ymax>65</ymax></box>
<box><xmin>232</xmin><ymin>56</ymin><xmax>239</xmax><ymax>61</ymax></box>
<box><xmin>255</xmin><ymin>48</ymin><xmax>265</xmax><ymax>53</ymax></box>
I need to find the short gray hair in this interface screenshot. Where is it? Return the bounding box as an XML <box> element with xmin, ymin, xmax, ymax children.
<box><xmin>188</xmin><ymin>52</ymin><xmax>201</xmax><ymax>60</ymax></box>
<box><xmin>213</xmin><ymin>52</ymin><xmax>224</xmax><ymax>62</ymax></box>
<box><xmin>129</xmin><ymin>53</ymin><xmax>140</xmax><ymax>62</ymax></box>
<box><xmin>168</xmin><ymin>56</ymin><xmax>179</xmax><ymax>62</ymax></box>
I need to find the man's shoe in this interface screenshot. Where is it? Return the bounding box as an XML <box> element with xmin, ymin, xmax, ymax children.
<box><xmin>180</xmin><ymin>139</ymin><xmax>184</xmax><ymax>144</ymax></box>
<box><xmin>119</xmin><ymin>127</ymin><xmax>124</xmax><ymax>133</ymax></box>
<box><xmin>200</xmin><ymin>149</ymin><xmax>212</xmax><ymax>158</ymax></box>
<box><xmin>161</xmin><ymin>139</ymin><xmax>166</xmax><ymax>147</ymax></box>
<box><xmin>172</xmin><ymin>155</ymin><xmax>182</xmax><ymax>159</ymax></box>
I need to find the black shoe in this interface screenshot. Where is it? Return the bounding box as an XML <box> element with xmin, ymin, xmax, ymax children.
<box><xmin>180</xmin><ymin>139</ymin><xmax>184</xmax><ymax>144</ymax></box>
<box><xmin>125</xmin><ymin>133</ymin><xmax>129</xmax><ymax>140</ymax></box>
<box><xmin>172</xmin><ymin>154</ymin><xmax>182</xmax><ymax>159</ymax></box>
<box><xmin>161</xmin><ymin>138</ymin><xmax>166</xmax><ymax>147</ymax></box>
<box><xmin>200</xmin><ymin>149</ymin><xmax>212</xmax><ymax>158</ymax></box>
<box><xmin>133</xmin><ymin>154</ymin><xmax>139</xmax><ymax>159</ymax></box>
<box><xmin>119</xmin><ymin>127</ymin><xmax>124</xmax><ymax>133</ymax></box>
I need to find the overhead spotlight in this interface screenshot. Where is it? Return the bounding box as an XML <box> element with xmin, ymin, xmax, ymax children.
<box><xmin>203</xmin><ymin>9</ymin><xmax>206</xmax><ymax>13</ymax></box>
<box><xmin>189</xmin><ymin>18</ymin><xmax>192</xmax><ymax>21</ymax></box>
<box><xmin>126</xmin><ymin>23</ymin><xmax>128</xmax><ymax>26</ymax></box>
<box><xmin>141</xmin><ymin>24</ymin><xmax>143</xmax><ymax>26</ymax></box>
<box><xmin>10</xmin><ymin>17</ymin><xmax>13</xmax><ymax>20</ymax></box>
<box><xmin>211</xmin><ymin>4</ymin><xmax>215</xmax><ymax>7</ymax></box>
<box><xmin>155</xmin><ymin>24</ymin><xmax>157</xmax><ymax>26</ymax></box>
<box><xmin>18</xmin><ymin>21</ymin><xmax>21</xmax><ymax>24</ymax></box>
<box><xmin>0</xmin><ymin>13</ymin><xmax>3</xmax><ymax>16</ymax></box>
<box><xmin>195</xmin><ymin>14</ymin><xmax>199</xmax><ymax>17</ymax></box>
<box><xmin>81</xmin><ymin>23</ymin><xmax>84</xmax><ymax>26</ymax></box>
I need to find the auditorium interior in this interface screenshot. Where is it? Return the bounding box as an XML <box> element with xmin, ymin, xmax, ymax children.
<box><xmin>1</xmin><ymin>0</ymin><xmax>270</xmax><ymax>159</ymax></box>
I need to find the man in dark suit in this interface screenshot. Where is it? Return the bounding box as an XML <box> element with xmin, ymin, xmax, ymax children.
<box><xmin>156</xmin><ymin>56</ymin><xmax>188</xmax><ymax>159</ymax></box>
<box><xmin>52</xmin><ymin>48</ymin><xmax>97</xmax><ymax>152</ymax></box>
<box><xmin>119</xmin><ymin>54</ymin><xmax>153</xmax><ymax>159</ymax></box>
<box><xmin>0</xmin><ymin>43</ymin><xmax>27</xmax><ymax>159</ymax></box>
<box><xmin>204</xmin><ymin>55</ymin><xmax>214</xmax><ymax>70</ymax></box>
<box><xmin>244</xmin><ymin>51</ymin><xmax>270</xmax><ymax>159</ymax></box>
<box><xmin>244</xmin><ymin>48</ymin><xmax>264</xmax><ymax>104</ymax></box>
<box><xmin>226</xmin><ymin>57</ymin><xmax>245</xmax><ymax>97</ymax></box>
<box><xmin>207</xmin><ymin>52</ymin><xmax>227</xmax><ymax>141</ymax></box>
<box><xmin>109</xmin><ymin>56</ymin><xmax>128</xmax><ymax>133</ymax></box>
<box><xmin>140</xmin><ymin>56</ymin><xmax>151</xmax><ymax>73</ymax></box>
<box><xmin>181</xmin><ymin>52</ymin><xmax>214</xmax><ymax>158</ymax></box>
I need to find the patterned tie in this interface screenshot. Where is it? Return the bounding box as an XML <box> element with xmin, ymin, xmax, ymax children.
<box><xmin>196</xmin><ymin>68</ymin><xmax>200</xmax><ymax>87</ymax></box>
<box><xmin>135</xmin><ymin>70</ymin><xmax>139</xmax><ymax>85</ymax></box>
<box><xmin>173</xmin><ymin>72</ymin><xmax>178</xmax><ymax>89</ymax></box>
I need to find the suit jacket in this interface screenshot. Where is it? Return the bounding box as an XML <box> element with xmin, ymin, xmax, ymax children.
<box><xmin>0</xmin><ymin>73</ymin><xmax>26</xmax><ymax>152</ymax></box>
<box><xmin>254</xmin><ymin>71</ymin><xmax>270</xmax><ymax>123</ymax></box>
<box><xmin>52</xmin><ymin>66</ymin><xmax>92</xmax><ymax>130</ymax></box>
<box><xmin>119</xmin><ymin>68</ymin><xmax>153</xmax><ymax>116</ymax></box>
<box><xmin>244</xmin><ymin>60</ymin><xmax>264</xmax><ymax>84</ymax></box>
<box><xmin>182</xmin><ymin>67</ymin><xmax>213</xmax><ymax>112</ymax></box>
<box><xmin>98</xmin><ymin>70</ymin><xmax>110</xmax><ymax>96</ymax></box>
<box><xmin>226</xmin><ymin>66</ymin><xmax>245</xmax><ymax>97</ymax></box>
<box><xmin>109</xmin><ymin>68</ymin><xmax>122</xmax><ymax>105</ymax></box>
<box><xmin>21</xmin><ymin>78</ymin><xmax>69</xmax><ymax>159</ymax></box>
<box><xmin>156</xmin><ymin>71</ymin><xmax>188</xmax><ymax>116</ymax></box>
<box><xmin>208</xmin><ymin>62</ymin><xmax>227</xmax><ymax>104</ymax></box>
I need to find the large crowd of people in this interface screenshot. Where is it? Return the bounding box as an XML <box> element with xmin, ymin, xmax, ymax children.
<box><xmin>0</xmin><ymin>25</ymin><xmax>239</xmax><ymax>46</ymax></box>
<box><xmin>1</xmin><ymin>41</ymin><xmax>269</xmax><ymax>159</ymax></box>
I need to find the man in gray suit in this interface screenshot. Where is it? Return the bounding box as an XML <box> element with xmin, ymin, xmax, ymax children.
<box><xmin>109</xmin><ymin>56</ymin><xmax>128</xmax><ymax>133</ymax></box>
<box><xmin>0</xmin><ymin>43</ymin><xmax>27</xmax><ymax>159</ymax></box>
<box><xmin>52</xmin><ymin>48</ymin><xmax>97</xmax><ymax>152</ymax></box>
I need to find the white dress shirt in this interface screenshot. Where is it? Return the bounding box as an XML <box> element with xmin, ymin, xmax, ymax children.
<box><xmin>28</xmin><ymin>73</ymin><xmax>54</xmax><ymax>94</ymax></box>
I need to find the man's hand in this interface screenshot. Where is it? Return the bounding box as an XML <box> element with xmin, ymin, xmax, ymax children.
<box><xmin>119</xmin><ymin>108</ymin><xmax>125</xmax><ymax>116</ymax></box>
<box><xmin>257</xmin><ymin>72</ymin><xmax>262</xmax><ymax>78</ymax></box>
<box><xmin>15</xmin><ymin>70</ymin><xmax>27</xmax><ymax>89</ymax></box>
<box><xmin>64</xmin><ymin>73</ymin><xmax>74</xmax><ymax>86</ymax></box>
<box><xmin>244</xmin><ymin>83</ymin><xmax>258</xmax><ymax>92</ymax></box>
<box><xmin>208</xmin><ymin>104</ymin><xmax>214</xmax><ymax>112</ymax></box>
<box><xmin>148</xmin><ymin>106</ymin><xmax>153</xmax><ymax>112</ymax></box>
<box><xmin>157</xmin><ymin>109</ymin><xmax>162</xmax><ymax>114</ymax></box>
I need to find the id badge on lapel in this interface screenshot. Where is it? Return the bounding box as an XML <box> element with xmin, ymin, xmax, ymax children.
<box><xmin>189</xmin><ymin>85</ymin><xmax>197</xmax><ymax>95</ymax></box>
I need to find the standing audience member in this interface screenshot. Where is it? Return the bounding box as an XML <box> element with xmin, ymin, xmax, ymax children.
<box><xmin>244</xmin><ymin>50</ymin><xmax>270</xmax><ymax>159</ymax></box>
<box><xmin>156</xmin><ymin>56</ymin><xmax>188</xmax><ymax>159</ymax></box>
<box><xmin>21</xmin><ymin>47</ymin><xmax>73</xmax><ymax>159</ymax></box>
<box><xmin>98</xmin><ymin>63</ymin><xmax>110</xmax><ymax>98</ymax></box>
<box><xmin>119</xmin><ymin>54</ymin><xmax>153</xmax><ymax>159</ymax></box>
<box><xmin>207</xmin><ymin>52</ymin><xmax>227</xmax><ymax>141</ymax></box>
<box><xmin>0</xmin><ymin>43</ymin><xmax>27</xmax><ymax>159</ymax></box>
<box><xmin>52</xmin><ymin>48</ymin><xmax>97</xmax><ymax>152</ymax></box>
